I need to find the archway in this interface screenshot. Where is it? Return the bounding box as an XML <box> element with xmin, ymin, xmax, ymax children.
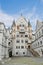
<box><xmin>9</xmin><ymin>51</ymin><xmax>12</xmax><ymax>57</ymax></box>
<box><xmin>28</xmin><ymin>45</ymin><xmax>30</xmax><ymax>49</ymax></box>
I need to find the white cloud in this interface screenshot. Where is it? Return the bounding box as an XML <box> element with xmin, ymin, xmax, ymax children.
<box><xmin>0</xmin><ymin>4</ymin><xmax>14</xmax><ymax>28</ymax></box>
<box><xmin>0</xmin><ymin>10</ymin><xmax>14</xmax><ymax>28</ymax></box>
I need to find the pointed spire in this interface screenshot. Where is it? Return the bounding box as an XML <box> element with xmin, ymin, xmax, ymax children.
<box><xmin>28</xmin><ymin>19</ymin><xmax>31</xmax><ymax>27</ymax></box>
<box><xmin>12</xmin><ymin>19</ymin><xmax>16</xmax><ymax>27</ymax></box>
<box><xmin>13</xmin><ymin>20</ymin><xmax>15</xmax><ymax>25</ymax></box>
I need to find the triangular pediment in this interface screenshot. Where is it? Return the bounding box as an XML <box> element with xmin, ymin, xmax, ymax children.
<box><xmin>16</xmin><ymin>15</ymin><xmax>28</xmax><ymax>26</ymax></box>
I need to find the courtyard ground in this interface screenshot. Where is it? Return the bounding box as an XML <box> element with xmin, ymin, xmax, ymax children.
<box><xmin>0</xmin><ymin>57</ymin><xmax>43</xmax><ymax>65</ymax></box>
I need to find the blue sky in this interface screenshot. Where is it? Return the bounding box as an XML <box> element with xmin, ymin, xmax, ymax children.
<box><xmin>0</xmin><ymin>0</ymin><xmax>43</xmax><ymax>30</ymax></box>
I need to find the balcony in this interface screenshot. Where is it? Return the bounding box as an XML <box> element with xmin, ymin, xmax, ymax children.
<box><xmin>19</xmin><ymin>28</ymin><xmax>25</xmax><ymax>33</ymax></box>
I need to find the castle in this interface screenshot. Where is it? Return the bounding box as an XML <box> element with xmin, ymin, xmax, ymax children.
<box><xmin>0</xmin><ymin>15</ymin><xmax>43</xmax><ymax>60</ymax></box>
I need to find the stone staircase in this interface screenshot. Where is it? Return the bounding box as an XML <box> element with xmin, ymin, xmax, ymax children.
<box><xmin>27</xmin><ymin>47</ymin><xmax>40</xmax><ymax>57</ymax></box>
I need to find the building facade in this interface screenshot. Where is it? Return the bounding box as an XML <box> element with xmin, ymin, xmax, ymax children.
<box><xmin>32</xmin><ymin>20</ymin><xmax>43</xmax><ymax>57</ymax></box>
<box><xmin>0</xmin><ymin>23</ymin><xmax>9</xmax><ymax>60</ymax></box>
<box><xmin>0</xmin><ymin>15</ymin><xmax>43</xmax><ymax>60</ymax></box>
<box><xmin>11</xmin><ymin>15</ymin><xmax>32</xmax><ymax>56</ymax></box>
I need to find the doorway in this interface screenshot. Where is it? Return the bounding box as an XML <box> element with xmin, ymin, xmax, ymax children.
<box><xmin>28</xmin><ymin>45</ymin><xmax>30</xmax><ymax>49</ymax></box>
<box><xmin>9</xmin><ymin>51</ymin><xmax>12</xmax><ymax>57</ymax></box>
<box><xmin>41</xmin><ymin>49</ymin><xmax>43</xmax><ymax>56</ymax></box>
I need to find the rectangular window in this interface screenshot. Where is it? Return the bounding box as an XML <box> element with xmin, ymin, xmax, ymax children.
<box><xmin>40</xmin><ymin>41</ymin><xmax>42</xmax><ymax>45</ymax></box>
<box><xmin>20</xmin><ymin>24</ymin><xmax>24</xmax><ymax>27</ymax></box>
<box><xmin>16</xmin><ymin>46</ymin><xmax>20</xmax><ymax>49</ymax></box>
<box><xmin>25</xmin><ymin>40</ymin><xmax>28</xmax><ymax>43</ymax></box>
<box><xmin>38</xmin><ymin>42</ymin><xmax>39</xmax><ymax>46</ymax></box>
<box><xmin>17</xmin><ymin>35</ymin><xmax>19</xmax><ymax>37</ymax></box>
<box><xmin>25</xmin><ymin>35</ymin><xmax>28</xmax><ymax>37</ymax></box>
<box><xmin>16</xmin><ymin>40</ymin><xmax>20</xmax><ymax>43</ymax></box>
<box><xmin>21</xmin><ymin>35</ymin><xmax>23</xmax><ymax>37</ymax></box>
<box><xmin>21</xmin><ymin>40</ymin><xmax>24</xmax><ymax>43</ymax></box>
<box><xmin>21</xmin><ymin>46</ymin><xmax>24</xmax><ymax>49</ymax></box>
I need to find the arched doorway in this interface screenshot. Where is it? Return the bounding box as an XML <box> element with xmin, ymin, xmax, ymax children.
<box><xmin>9</xmin><ymin>51</ymin><xmax>12</xmax><ymax>57</ymax></box>
<box><xmin>28</xmin><ymin>45</ymin><xmax>30</xmax><ymax>49</ymax></box>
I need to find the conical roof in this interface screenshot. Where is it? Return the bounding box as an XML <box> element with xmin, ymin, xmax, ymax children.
<box><xmin>12</xmin><ymin>19</ymin><xmax>16</xmax><ymax>27</ymax></box>
<box><xmin>13</xmin><ymin>20</ymin><xmax>15</xmax><ymax>25</ymax></box>
<box><xmin>28</xmin><ymin>20</ymin><xmax>31</xmax><ymax>27</ymax></box>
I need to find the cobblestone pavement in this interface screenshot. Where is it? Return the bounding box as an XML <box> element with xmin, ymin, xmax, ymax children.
<box><xmin>2</xmin><ymin>63</ymin><xmax>28</xmax><ymax>65</ymax></box>
<box><xmin>0</xmin><ymin>57</ymin><xmax>43</xmax><ymax>65</ymax></box>
<box><xmin>32</xmin><ymin>57</ymin><xmax>43</xmax><ymax>63</ymax></box>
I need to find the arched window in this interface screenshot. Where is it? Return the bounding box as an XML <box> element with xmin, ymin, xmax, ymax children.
<box><xmin>8</xmin><ymin>42</ymin><xmax>10</xmax><ymax>45</ymax></box>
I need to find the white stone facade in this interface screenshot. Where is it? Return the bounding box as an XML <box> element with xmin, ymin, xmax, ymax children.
<box><xmin>32</xmin><ymin>21</ymin><xmax>43</xmax><ymax>57</ymax></box>
<box><xmin>11</xmin><ymin>16</ymin><xmax>32</xmax><ymax>56</ymax></box>
<box><xmin>0</xmin><ymin>16</ymin><xmax>43</xmax><ymax>59</ymax></box>
<box><xmin>0</xmin><ymin>23</ymin><xmax>10</xmax><ymax>60</ymax></box>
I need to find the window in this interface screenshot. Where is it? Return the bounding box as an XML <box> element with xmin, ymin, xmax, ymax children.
<box><xmin>16</xmin><ymin>40</ymin><xmax>20</xmax><ymax>43</ymax></box>
<box><xmin>11</xmin><ymin>40</ymin><xmax>12</xmax><ymax>42</ymax></box>
<box><xmin>39</xmin><ymin>32</ymin><xmax>40</xmax><ymax>36</ymax></box>
<box><xmin>21</xmin><ymin>29</ymin><xmax>24</xmax><ymax>31</ymax></box>
<box><xmin>25</xmin><ymin>40</ymin><xmax>28</xmax><ymax>43</ymax></box>
<box><xmin>38</xmin><ymin>42</ymin><xmax>39</xmax><ymax>45</ymax></box>
<box><xmin>23</xmin><ymin>52</ymin><xmax>25</xmax><ymax>54</ymax></box>
<box><xmin>21</xmin><ymin>46</ymin><xmax>24</xmax><ymax>49</ymax></box>
<box><xmin>16</xmin><ymin>52</ymin><xmax>18</xmax><ymax>54</ymax></box>
<box><xmin>23</xmin><ymin>25</ymin><xmax>24</xmax><ymax>27</ymax></box>
<box><xmin>16</xmin><ymin>46</ymin><xmax>20</xmax><ymax>49</ymax></box>
<box><xmin>20</xmin><ymin>24</ymin><xmax>24</xmax><ymax>27</ymax></box>
<box><xmin>21</xmin><ymin>40</ymin><xmax>24</xmax><ymax>43</ymax></box>
<box><xmin>8</xmin><ymin>42</ymin><xmax>10</xmax><ymax>45</ymax></box>
<box><xmin>21</xmin><ymin>35</ymin><xmax>23</xmax><ymax>37</ymax></box>
<box><xmin>17</xmin><ymin>35</ymin><xmax>19</xmax><ymax>37</ymax></box>
<box><xmin>40</xmin><ymin>41</ymin><xmax>42</xmax><ymax>45</ymax></box>
<box><xmin>25</xmin><ymin>35</ymin><xmax>28</xmax><ymax>37</ymax></box>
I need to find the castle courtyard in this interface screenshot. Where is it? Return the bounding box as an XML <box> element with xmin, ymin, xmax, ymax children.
<box><xmin>0</xmin><ymin>57</ymin><xmax>43</xmax><ymax>65</ymax></box>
